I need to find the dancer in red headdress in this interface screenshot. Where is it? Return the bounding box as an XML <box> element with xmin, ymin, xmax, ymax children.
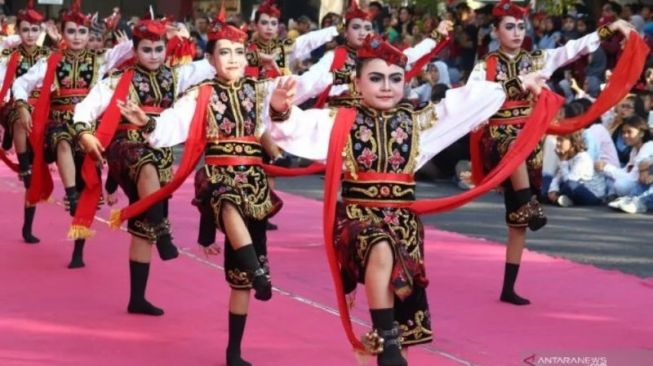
<box><xmin>266</xmin><ymin>33</ymin><xmax>549</xmax><ymax>366</ymax></box>
<box><xmin>468</xmin><ymin>0</ymin><xmax>635</xmax><ymax>305</ymax></box>
<box><xmin>11</xmin><ymin>0</ymin><xmax>134</xmax><ymax>268</ymax></box>
<box><xmin>108</xmin><ymin>5</ymin><xmax>303</xmax><ymax>363</ymax></box>
<box><xmin>245</xmin><ymin>0</ymin><xmax>341</xmax><ymax>79</ymax></box>
<box><xmin>294</xmin><ymin>0</ymin><xmax>451</xmax><ymax>108</ymax></box>
<box><xmin>73</xmin><ymin>10</ymin><xmax>215</xmax><ymax>316</ymax></box>
<box><xmin>0</xmin><ymin>1</ymin><xmax>49</xmax><ymax>244</ymax></box>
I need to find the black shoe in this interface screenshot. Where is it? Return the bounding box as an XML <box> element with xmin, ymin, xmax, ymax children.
<box><xmin>155</xmin><ymin>234</ymin><xmax>179</xmax><ymax>261</ymax></box>
<box><xmin>252</xmin><ymin>268</ymin><xmax>272</xmax><ymax>301</ymax></box>
<box><xmin>226</xmin><ymin>352</ymin><xmax>252</xmax><ymax>366</ymax></box>
<box><xmin>500</xmin><ymin>290</ymin><xmax>531</xmax><ymax>305</ymax></box>
<box><xmin>265</xmin><ymin>221</ymin><xmax>278</xmax><ymax>231</ymax></box>
<box><xmin>377</xmin><ymin>326</ymin><xmax>407</xmax><ymax>366</ymax></box>
<box><xmin>527</xmin><ymin>197</ymin><xmax>547</xmax><ymax>232</ymax></box>
<box><xmin>22</xmin><ymin>227</ymin><xmax>40</xmax><ymax>244</ymax></box>
<box><xmin>67</xmin><ymin>256</ymin><xmax>85</xmax><ymax>269</ymax></box>
<box><xmin>127</xmin><ymin>300</ymin><xmax>164</xmax><ymax>316</ymax></box>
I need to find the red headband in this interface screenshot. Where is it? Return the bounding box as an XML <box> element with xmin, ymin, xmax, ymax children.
<box><xmin>257</xmin><ymin>0</ymin><xmax>281</xmax><ymax>19</ymax></box>
<box><xmin>208</xmin><ymin>2</ymin><xmax>248</xmax><ymax>43</ymax></box>
<box><xmin>492</xmin><ymin>0</ymin><xmax>529</xmax><ymax>19</ymax></box>
<box><xmin>357</xmin><ymin>34</ymin><xmax>407</xmax><ymax>68</ymax></box>
<box><xmin>17</xmin><ymin>0</ymin><xmax>45</xmax><ymax>24</ymax></box>
<box><xmin>345</xmin><ymin>0</ymin><xmax>373</xmax><ymax>22</ymax></box>
<box><xmin>62</xmin><ymin>0</ymin><xmax>92</xmax><ymax>27</ymax></box>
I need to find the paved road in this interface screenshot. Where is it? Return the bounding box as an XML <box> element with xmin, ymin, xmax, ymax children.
<box><xmin>275</xmin><ymin>175</ymin><xmax>653</xmax><ymax>278</ymax></box>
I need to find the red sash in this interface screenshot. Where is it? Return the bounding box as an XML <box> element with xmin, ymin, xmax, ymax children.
<box><xmin>109</xmin><ymin>84</ymin><xmax>214</xmax><ymax>228</ymax></box>
<box><xmin>26</xmin><ymin>52</ymin><xmax>62</xmax><ymax>205</ymax></box>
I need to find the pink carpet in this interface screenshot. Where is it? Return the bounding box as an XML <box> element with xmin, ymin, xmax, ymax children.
<box><xmin>0</xmin><ymin>164</ymin><xmax>651</xmax><ymax>366</ymax></box>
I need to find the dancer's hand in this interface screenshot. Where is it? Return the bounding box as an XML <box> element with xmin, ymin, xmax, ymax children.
<box><xmin>259</xmin><ymin>49</ymin><xmax>282</xmax><ymax>74</ymax></box>
<box><xmin>437</xmin><ymin>20</ymin><xmax>453</xmax><ymax>37</ymax></box>
<box><xmin>16</xmin><ymin>105</ymin><xmax>33</xmax><ymax>134</ymax></box>
<box><xmin>520</xmin><ymin>71</ymin><xmax>548</xmax><ymax>96</ymax></box>
<box><xmin>117</xmin><ymin>100</ymin><xmax>149</xmax><ymax>127</ymax></box>
<box><xmin>201</xmin><ymin>243</ymin><xmax>221</xmax><ymax>256</ymax></box>
<box><xmin>115</xmin><ymin>30</ymin><xmax>130</xmax><ymax>44</ymax></box>
<box><xmin>270</xmin><ymin>77</ymin><xmax>296</xmax><ymax>113</ymax></box>
<box><xmin>609</xmin><ymin>19</ymin><xmax>636</xmax><ymax>37</ymax></box>
<box><xmin>79</xmin><ymin>133</ymin><xmax>105</xmax><ymax>161</ymax></box>
<box><xmin>46</xmin><ymin>22</ymin><xmax>62</xmax><ymax>44</ymax></box>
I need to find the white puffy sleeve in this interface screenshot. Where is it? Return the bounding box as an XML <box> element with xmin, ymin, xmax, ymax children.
<box><xmin>148</xmin><ymin>88</ymin><xmax>200</xmax><ymax>148</ymax></box>
<box><xmin>12</xmin><ymin>58</ymin><xmax>47</xmax><ymax>102</ymax></box>
<box><xmin>403</xmin><ymin>37</ymin><xmax>437</xmax><ymax>69</ymax></box>
<box><xmin>174</xmin><ymin>59</ymin><xmax>216</xmax><ymax>94</ymax></box>
<box><xmin>468</xmin><ymin>60</ymin><xmax>488</xmax><ymax>83</ymax></box>
<box><xmin>293</xmin><ymin>49</ymin><xmax>335</xmax><ymax>105</ymax></box>
<box><xmin>541</xmin><ymin>31</ymin><xmax>601</xmax><ymax>78</ymax></box>
<box><xmin>0</xmin><ymin>35</ymin><xmax>21</xmax><ymax>50</ymax></box>
<box><xmin>289</xmin><ymin>26</ymin><xmax>339</xmax><ymax>65</ymax></box>
<box><xmin>98</xmin><ymin>41</ymin><xmax>135</xmax><ymax>76</ymax></box>
<box><xmin>416</xmin><ymin>80</ymin><xmax>506</xmax><ymax>170</ymax></box>
<box><xmin>267</xmin><ymin>106</ymin><xmax>336</xmax><ymax>162</ymax></box>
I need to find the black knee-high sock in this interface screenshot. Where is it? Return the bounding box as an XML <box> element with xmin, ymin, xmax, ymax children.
<box><xmin>226</xmin><ymin>312</ymin><xmax>251</xmax><ymax>366</ymax></box>
<box><xmin>67</xmin><ymin>239</ymin><xmax>85</xmax><ymax>268</ymax></box>
<box><xmin>22</xmin><ymin>206</ymin><xmax>39</xmax><ymax>244</ymax></box>
<box><xmin>146</xmin><ymin>202</ymin><xmax>178</xmax><ymax>261</ymax></box>
<box><xmin>64</xmin><ymin>187</ymin><xmax>78</xmax><ymax>216</ymax></box>
<box><xmin>370</xmin><ymin>308</ymin><xmax>406</xmax><ymax>366</ymax></box>
<box><xmin>127</xmin><ymin>260</ymin><xmax>164</xmax><ymax>316</ymax></box>
<box><xmin>198</xmin><ymin>212</ymin><xmax>216</xmax><ymax>246</ymax></box>
<box><xmin>500</xmin><ymin>263</ymin><xmax>530</xmax><ymax>305</ymax></box>
<box><xmin>514</xmin><ymin>188</ymin><xmax>532</xmax><ymax>206</ymax></box>
<box><xmin>233</xmin><ymin>245</ymin><xmax>271</xmax><ymax>301</ymax></box>
<box><xmin>17</xmin><ymin>153</ymin><xmax>31</xmax><ymax>188</ymax></box>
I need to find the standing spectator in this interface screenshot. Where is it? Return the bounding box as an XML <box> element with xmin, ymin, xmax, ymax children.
<box><xmin>395</xmin><ymin>6</ymin><xmax>415</xmax><ymax>36</ymax></box>
<box><xmin>193</xmin><ymin>14</ymin><xmax>209</xmax><ymax>52</ymax></box>
<box><xmin>368</xmin><ymin>1</ymin><xmax>385</xmax><ymax>34</ymax></box>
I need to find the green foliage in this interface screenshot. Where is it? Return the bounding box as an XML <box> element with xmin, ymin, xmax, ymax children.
<box><xmin>537</xmin><ymin>0</ymin><xmax>580</xmax><ymax>16</ymax></box>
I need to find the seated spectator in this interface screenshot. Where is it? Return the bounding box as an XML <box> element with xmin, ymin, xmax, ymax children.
<box><xmin>604</xmin><ymin>95</ymin><xmax>647</xmax><ymax>166</ymax></box>
<box><xmin>596</xmin><ymin>115</ymin><xmax>653</xmax><ymax>197</ymax></box>
<box><xmin>547</xmin><ymin>132</ymin><xmax>607</xmax><ymax>206</ymax></box>
<box><xmin>610</xmin><ymin>159</ymin><xmax>653</xmax><ymax>213</ymax></box>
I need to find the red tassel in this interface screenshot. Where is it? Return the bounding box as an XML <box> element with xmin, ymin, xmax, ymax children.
<box><xmin>69</xmin><ymin>69</ymin><xmax>134</xmax><ymax>239</ymax></box>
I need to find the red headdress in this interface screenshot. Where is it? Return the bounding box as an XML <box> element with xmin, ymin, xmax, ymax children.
<box><xmin>257</xmin><ymin>0</ymin><xmax>281</xmax><ymax>19</ymax></box>
<box><xmin>132</xmin><ymin>7</ymin><xmax>168</xmax><ymax>41</ymax></box>
<box><xmin>62</xmin><ymin>0</ymin><xmax>92</xmax><ymax>27</ymax></box>
<box><xmin>208</xmin><ymin>2</ymin><xmax>248</xmax><ymax>43</ymax></box>
<box><xmin>492</xmin><ymin>0</ymin><xmax>529</xmax><ymax>19</ymax></box>
<box><xmin>17</xmin><ymin>0</ymin><xmax>45</xmax><ymax>24</ymax></box>
<box><xmin>103</xmin><ymin>8</ymin><xmax>121</xmax><ymax>32</ymax></box>
<box><xmin>357</xmin><ymin>34</ymin><xmax>407</xmax><ymax>68</ymax></box>
<box><xmin>345</xmin><ymin>0</ymin><xmax>373</xmax><ymax>22</ymax></box>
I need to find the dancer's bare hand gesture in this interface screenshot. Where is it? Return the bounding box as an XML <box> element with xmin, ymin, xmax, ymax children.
<box><xmin>202</xmin><ymin>243</ymin><xmax>222</xmax><ymax>256</ymax></box>
<box><xmin>609</xmin><ymin>19</ymin><xmax>636</xmax><ymax>37</ymax></box>
<box><xmin>270</xmin><ymin>77</ymin><xmax>296</xmax><ymax>113</ymax></box>
<box><xmin>117</xmin><ymin>100</ymin><xmax>149</xmax><ymax>127</ymax></box>
<box><xmin>80</xmin><ymin>133</ymin><xmax>105</xmax><ymax>161</ymax></box>
<box><xmin>437</xmin><ymin>20</ymin><xmax>454</xmax><ymax>37</ymax></box>
<box><xmin>520</xmin><ymin>71</ymin><xmax>548</xmax><ymax>96</ymax></box>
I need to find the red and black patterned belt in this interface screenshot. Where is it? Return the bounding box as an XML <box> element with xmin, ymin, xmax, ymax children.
<box><xmin>489</xmin><ymin>100</ymin><xmax>532</xmax><ymax>126</ymax></box>
<box><xmin>341</xmin><ymin>171</ymin><xmax>416</xmax><ymax>208</ymax></box>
